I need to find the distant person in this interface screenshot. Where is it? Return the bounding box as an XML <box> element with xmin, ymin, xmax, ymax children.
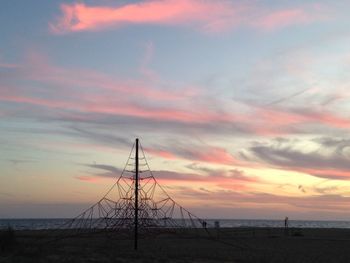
<box><xmin>202</xmin><ymin>221</ymin><xmax>207</xmax><ymax>229</ymax></box>
<box><xmin>214</xmin><ymin>220</ymin><xmax>220</xmax><ymax>228</ymax></box>
<box><xmin>284</xmin><ymin>216</ymin><xmax>289</xmax><ymax>229</ymax></box>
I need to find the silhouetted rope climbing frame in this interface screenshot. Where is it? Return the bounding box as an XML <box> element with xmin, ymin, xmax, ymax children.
<box><xmin>50</xmin><ymin>138</ymin><xmax>254</xmax><ymax>251</ymax></box>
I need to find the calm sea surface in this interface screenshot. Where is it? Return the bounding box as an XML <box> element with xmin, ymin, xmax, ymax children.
<box><xmin>1</xmin><ymin>219</ymin><xmax>350</xmax><ymax>230</ymax></box>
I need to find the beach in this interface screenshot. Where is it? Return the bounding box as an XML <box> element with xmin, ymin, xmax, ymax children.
<box><xmin>1</xmin><ymin>227</ymin><xmax>350</xmax><ymax>262</ymax></box>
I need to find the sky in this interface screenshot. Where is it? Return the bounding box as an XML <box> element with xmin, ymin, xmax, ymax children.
<box><xmin>1</xmin><ymin>0</ymin><xmax>350</xmax><ymax>220</ymax></box>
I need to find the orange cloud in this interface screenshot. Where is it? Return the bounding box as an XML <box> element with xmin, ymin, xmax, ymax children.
<box><xmin>50</xmin><ymin>1</ymin><xmax>326</xmax><ymax>34</ymax></box>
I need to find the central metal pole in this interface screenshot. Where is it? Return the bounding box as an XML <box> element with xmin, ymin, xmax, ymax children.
<box><xmin>134</xmin><ymin>138</ymin><xmax>139</xmax><ymax>250</ymax></box>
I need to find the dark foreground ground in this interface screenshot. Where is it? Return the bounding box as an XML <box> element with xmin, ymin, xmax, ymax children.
<box><xmin>1</xmin><ymin>227</ymin><xmax>350</xmax><ymax>262</ymax></box>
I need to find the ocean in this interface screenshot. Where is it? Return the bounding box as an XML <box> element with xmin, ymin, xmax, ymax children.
<box><xmin>1</xmin><ymin>218</ymin><xmax>350</xmax><ymax>230</ymax></box>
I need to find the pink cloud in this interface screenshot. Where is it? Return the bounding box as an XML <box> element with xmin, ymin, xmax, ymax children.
<box><xmin>252</xmin><ymin>107</ymin><xmax>350</xmax><ymax>134</ymax></box>
<box><xmin>24</xmin><ymin>51</ymin><xmax>194</xmax><ymax>102</ymax></box>
<box><xmin>0</xmin><ymin>94</ymin><xmax>76</xmax><ymax>109</ymax></box>
<box><xmin>84</xmin><ymin>166</ymin><xmax>259</xmax><ymax>189</ymax></box>
<box><xmin>50</xmin><ymin>1</ymin><xmax>326</xmax><ymax>34</ymax></box>
<box><xmin>305</xmin><ymin>111</ymin><xmax>350</xmax><ymax>129</ymax></box>
<box><xmin>4</xmin><ymin>53</ymin><xmax>350</xmax><ymax>140</ymax></box>
<box><xmin>0</xmin><ymin>92</ymin><xmax>237</xmax><ymax>124</ymax></box>
<box><xmin>3</xmin><ymin>87</ymin><xmax>350</xmax><ymax>137</ymax></box>
<box><xmin>255</xmin><ymin>8</ymin><xmax>319</xmax><ymax>31</ymax></box>
<box><xmin>257</xmin><ymin>108</ymin><xmax>307</xmax><ymax>125</ymax></box>
<box><xmin>190</xmin><ymin>147</ymin><xmax>238</xmax><ymax>165</ymax></box>
<box><xmin>2</xmin><ymin>54</ymin><xmax>232</xmax><ymax>125</ymax></box>
<box><xmin>139</xmin><ymin>41</ymin><xmax>159</xmax><ymax>82</ymax></box>
<box><xmin>145</xmin><ymin>145</ymin><xmax>241</xmax><ymax>166</ymax></box>
<box><xmin>216</xmin><ymin>183</ymin><xmax>248</xmax><ymax>191</ymax></box>
<box><xmin>0</xmin><ymin>55</ymin><xmax>239</xmax><ymax>125</ymax></box>
<box><xmin>75</xmin><ymin>176</ymin><xmax>100</xmax><ymax>182</ymax></box>
<box><xmin>50</xmin><ymin>0</ymin><xmax>230</xmax><ymax>33</ymax></box>
<box><xmin>145</xmin><ymin>148</ymin><xmax>177</xmax><ymax>159</ymax></box>
<box><xmin>0</xmin><ymin>63</ymin><xmax>19</xmax><ymax>69</ymax></box>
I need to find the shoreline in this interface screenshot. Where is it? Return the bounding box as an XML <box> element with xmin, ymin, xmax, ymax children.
<box><xmin>2</xmin><ymin>218</ymin><xmax>350</xmax><ymax>231</ymax></box>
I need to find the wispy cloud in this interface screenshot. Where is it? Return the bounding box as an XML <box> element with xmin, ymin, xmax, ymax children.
<box><xmin>170</xmin><ymin>186</ymin><xmax>350</xmax><ymax>219</ymax></box>
<box><xmin>7</xmin><ymin>159</ymin><xmax>36</xmax><ymax>166</ymax></box>
<box><xmin>247</xmin><ymin>137</ymin><xmax>350</xmax><ymax>180</ymax></box>
<box><xmin>0</xmin><ymin>63</ymin><xmax>19</xmax><ymax>69</ymax></box>
<box><xmin>50</xmin><ymin>1</ymin><xmax>327</xmax><ymax>34</ymax></box>
<box><xmin>145</xmin><ymin>142</ymin><xmax>241</xmax><ymax>166</ymax></box>
<box><xmin>265</xmin><ymin>88</ymin><xmax>310</xmax><ymax>106</ymax></box>
<box><xmin>4</xmin><ymin>54</ymin><xmax>350</xmax><ymax>160</ymax></box>
<box><xmin>79</xmin><ymin>161</ymin><xmax>258</xmax><ymax>191</ymax></box>
<box><xmin>4</xmin><ymin>51</ymin><xmax>350</xmax><ymax>149</ymax></box>
<box><xmin>79</xmin><ymin>163</ymin><xmax>123</xmax><ymax>180</ymax></box>
<box><xmin>75</xmin><ymin>176</ymin><xmax>100</xmax><ymax>182</ymax></box>
<box><xmin>252</xmin><ymin>7</ymin><xmax>324</xmax><ymax>32</ymax></box>
<box><xmin>250</xmin><ymin>105</ymin><xmax>350</xmax><ymax>135</ymax></box>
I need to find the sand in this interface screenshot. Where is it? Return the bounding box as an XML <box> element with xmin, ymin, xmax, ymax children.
<box><xmin>1</xmin><ymin>227</ymin><xmax>350</xmax><ymax>262</ymax></box>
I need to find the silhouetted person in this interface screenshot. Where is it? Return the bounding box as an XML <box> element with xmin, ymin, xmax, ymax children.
<box><xmin>284</xmin><ymin>216</ymin><xmax>289</xmax><ymax>229</ymax></box>
<box><xmin>202</xmin><ymin>221</ymin><xmax>207</xmax><ymax>228</ymax></box>
<box><xmin>284</xmin><ymin>216</ymin><xmax>289</xmax><ymax>236</ymax></box>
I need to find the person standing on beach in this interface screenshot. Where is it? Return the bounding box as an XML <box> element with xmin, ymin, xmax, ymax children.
<box><xmin>284</xmin><ymin>217</ymin><xmax>289</xmax><ymax>236</ymax></box>
<box><xmin>284</xmin><ymin>216</ymin><xmax>289</xmax><ymax>229</ymax></box>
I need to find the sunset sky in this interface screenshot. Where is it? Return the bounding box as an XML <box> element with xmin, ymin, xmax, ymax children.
<box><xmin>2</xmin><ymin>0</ymin><xmax>350</xmax><ymax>220</ymax></box>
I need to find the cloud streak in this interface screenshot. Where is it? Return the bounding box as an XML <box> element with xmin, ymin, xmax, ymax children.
<box><xmin>50</xmin><ymin>1</ymin><xmax>326</xmax><ymax>34</ymax></box>
<box><xmin>3</xmin><ymin>52</ymin><xmax>350</xmax><ymax>146</ymax></box>
<box><xmin>248</xmin><ymin>137</ymin><xmax>350</xmax><ymax>180</ymax></box>
<box><xmin>78</xmin><ymin>162</ymin><xmax>258</xmax><ymax>191</ymax></box>
<box><xmin>146</xmin><ymin>144</ymin><xmax>240</xmax><ymax>165</ymax></box>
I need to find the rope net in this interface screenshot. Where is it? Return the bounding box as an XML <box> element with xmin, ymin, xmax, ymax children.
<box><xmin>57</xmin><ymin>140</ymin><xmax>208</xmax><ymax>238</ymax></box>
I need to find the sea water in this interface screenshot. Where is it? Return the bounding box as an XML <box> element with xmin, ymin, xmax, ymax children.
<box><xmin>1</xmin><ymin>218</ymin><xmax>350</xmax><ymax>230</ymax></box>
